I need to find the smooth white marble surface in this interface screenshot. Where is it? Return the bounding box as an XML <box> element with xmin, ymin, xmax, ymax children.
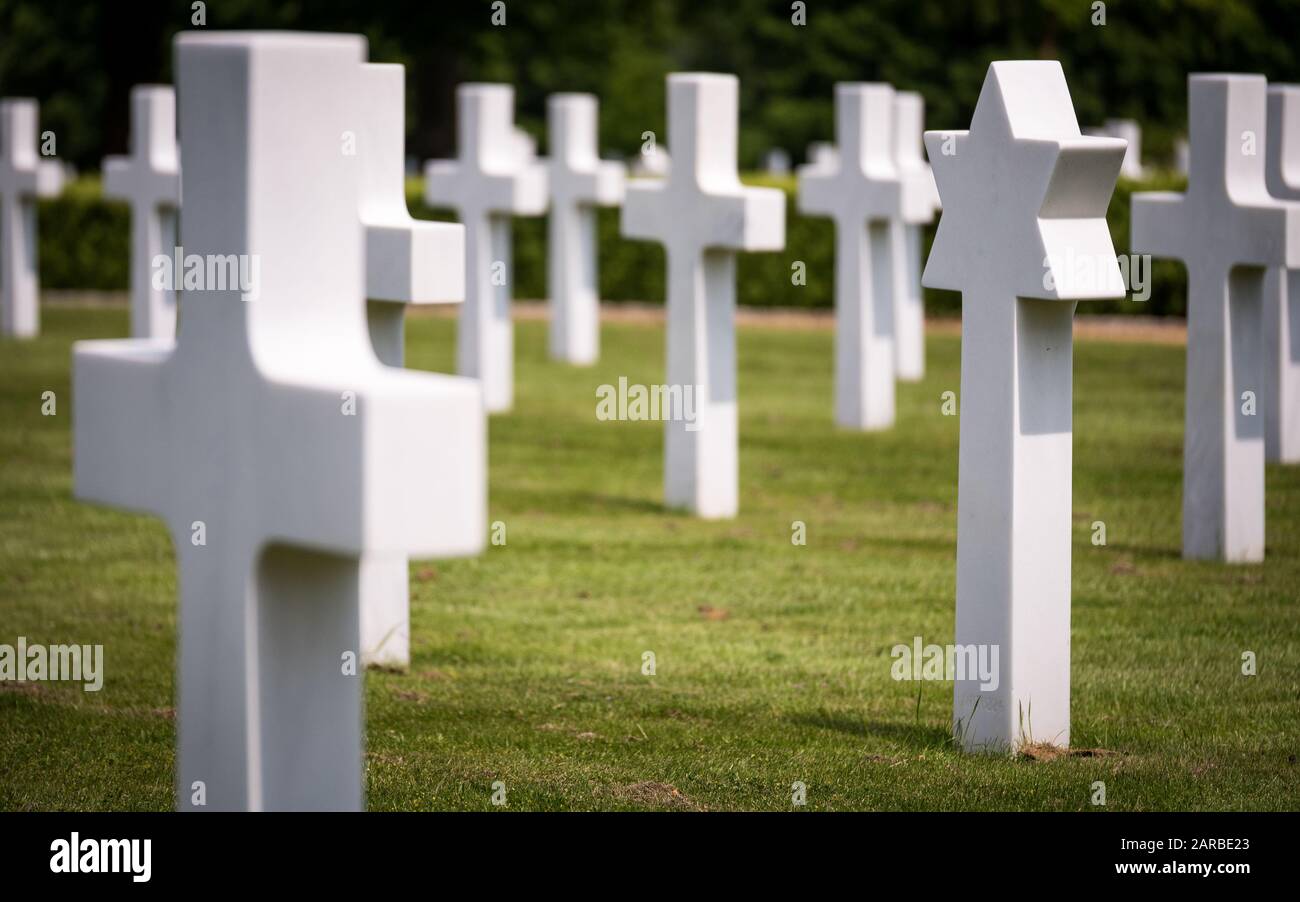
<box><xmin>799</xmin><ymin>83</ymin><xmax>904</xmax><ymax>430</ymax></box>
<box><xmin>925</xmin><ymin>60</ymin><xmax>1127</xmax><ymax>752</ymax></box>
<box><xmin>74</xmin><ymin>32</ymin><xmax>485</xmax><ymax>809</ymax></box>
<box><xmin>1264</xmin><ymin>83</ymin><xmax>1300</xmax><ymax>464</ymax></box>
<box><xmin>1</xmin><ymin>99</ymin><xmax>63</xmax><ymax>338</ymax></box>
<box><xmin>358</xmin><ymin>61</ymin><xmax>480</xmax><ymax>670</ymax></box>
<box><xmin>546</xmin><ymin>93</ymin><xmax>624</xmax><ymax>365</ymax></box>
<box><xmin>1133</xmin><ymin>75</ymin><xmax>1300</xmax><ymax>562</ymax></box>
<box><xmin>622</xmin><ymin>73</ymin><xmax>785</xmax><ymax>518</ymax></box>
<box><xmin>103</xmin><ymin>86</ymin><xmax>180</xmax><ymax>339</ymax></box>
<box><xmin>425</xmin><ymin>84</ymin><xmax>546</xmax><ymax>413</ymax></box>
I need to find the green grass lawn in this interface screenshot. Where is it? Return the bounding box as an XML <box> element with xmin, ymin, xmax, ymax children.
<box><xmin>2</xmin><ymin>305</ymin><xmax>1298</xmax><ymax>811</ymax></box>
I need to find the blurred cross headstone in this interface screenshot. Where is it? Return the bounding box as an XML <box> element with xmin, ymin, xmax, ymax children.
<box><xmin>892</xmin><ymin>90</ymin><xmax>940</xmax><ymax>382</ymax></box>
<box><xmin>622</xmin><ymin>73</ymin><xmax>785</xmax><ymax>517</ymax></box>
<box><xmin>424</xmin><ymin>84</ymin><xmax>547</xmax><ymax>413</ymax></box>
<box><xmin>1263</xmin><ymin>83</ymin><xmax>1300</xmax><ymax>464</ymax></box>
<box><xmin>806</xmin><ymin>141</ymin><xmax>838</xmax><ymax>171</ymax></box>
<box><xmin>1133</xmin><ymin>74</ymin><xmax>1300</xmax><ymax>562</ymax></box>
<box><xmin>1107</xmin><ymin>119</ymin><xmax>1145</xmax><ymax>179</ymax></box>
<box><xmin>630</xmin><ymin>145</ymin><xmax>670</xmax><ymax>177</ymax></box>
<box><xmin>546</xmin><ymin>93</ymin><xmax>625</xmax><ymax>365</ymax></box>
<box><xmin>1086</xmin><ymin>119</ymin><xmax>1144</xmax><ymax>178</ymax></box>
<box><xmin>0</xmin><ymin>99</ymin><xmax>63</xmax><ymax>338</ymax></box>
<box><xmin>763</xmin><ymin>148</ymin><xmax>791</xmax><ymax>176</ymax></box>
<box><xmin>798</xmin><ymin>83</ymin><xmax>903</xmax><ymax>431</ymax></box>
<box><xmin>357</xmin><ymin>61</ymin><xmax>483</xmax><ymax>670</ymax></box>
<box><xmin>1175</xmin><ymin>136</ymin><xmax>1190</xmax><ymax>175</ymax></box>
<box><xmin>103</xmin><ymin>86</ymin><xmax>181</xmax><ymax>339</ymax></box>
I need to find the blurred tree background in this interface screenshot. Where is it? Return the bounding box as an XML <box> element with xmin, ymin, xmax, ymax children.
<box><xmin>3</xmin><ymin>0</ymin><xmax>1297</xmax><ymax>314</ymax></box>
<box><xmin>4</xmin><ymin>0</ymin><xmax>1299</xmax><ymax>170</ymax></box>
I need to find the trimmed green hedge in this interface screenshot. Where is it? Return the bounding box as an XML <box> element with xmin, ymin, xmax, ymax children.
<box><xmin>40</xmin><ymin>171</ymin><xmax>1189</xmax><ymax>316</ymax></box>
<box><xmin>39</xmin><ymin>177</ymin><xmax>129</xmax><ymax>293</ymax></box>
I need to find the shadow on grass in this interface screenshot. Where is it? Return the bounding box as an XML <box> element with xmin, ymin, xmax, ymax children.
<box><xmin>561</xmin><ymin>491</ymin><xmax>668</xmax><ymax>515</ymax></box>
<box><xmin>505</xmin><ymin>487</ymin><xmax>666</xmax><ymax>517</ymax></box>
<box><xmin>1106</xmin><ymin>542</ymin><xmax>1183</xmax><ymax>561</ymax></box>
<box><xmin>787</xmin><ymin>711</ymin><xmax>951</xmax><ymax>751</ymax></box>
<box><xmin>860</xmin><ymin>534</ymin><xmax>955</xmax><ymax>556</ymax></box>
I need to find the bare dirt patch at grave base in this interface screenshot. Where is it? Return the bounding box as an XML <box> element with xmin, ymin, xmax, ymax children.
<box><xmin>0</xmin><ymin>681</ymin><xmax>46</xmax><ymax>698</ymax></box>
<box><xmin>609</xmin><ymin>780</ymin><xmax>705</xmax><ymax>811</ymax></box>
<box><xmin>47</xmin><ymin>291</ymin><xmax>1188</xmax><ymax>345</ymax></box>
<box><xmin>1018</xmin><ymin>742</ymin><xmax>1124</xmax><ymax>763</ymax></box>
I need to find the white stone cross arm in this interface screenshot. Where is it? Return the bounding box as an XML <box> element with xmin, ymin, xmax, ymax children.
<box><xmin>74</xmin><ymin>32</ymin><xmax>485</xmax><ymax>810</ymax></box>
<box><xmin>797</xmin><ymin>83</ymin><xmax>902</xmax><ymax>431</ymax></box>
<box><xmin>103</xmin><ymin>85</ymin><xmax>181</xmax><ymax>340</ymax></box>
<box><xmin>546</xmin><ymin>92</ymin><xmax>625</xmax><ymax>365</ymax></box>
<box><xmin>424</xmin><ymin>83</ymin><xmax>546</xmax><ymax>412</ymax></box>
<box><xmin>1133</xmin><ymin>78</ymin><xmax>1298</xmax><ymax>273</ymax></box>
<box><xmin>1</xmin><ymin>99</ymin><xmax>64</xmax><ymax>338</ymax></box>
<box><xmin>1132</xmin><ymin>74</ymin><xmax>1300</xmax><ymax>562</ymax></box>
<box><xmin>623</xmin><ymin>75</ymin><xmax>785</xmax><ymax>254</ymax></box>
<box><xmin>621</xmin><ymin>73</ymin><xmax>784</xmax><ymax>518</ymax></box>
<box><xmin>893</xmin><ymin>92</ymin><xmax>937</xmax><ymax>226</ymax></box>
<box><xmin>1263</xmin><ymin>83</ymin><xmax>1300</xmax><ymax>464</ymax></box>
<box><xmin>922</xmin><ymin>60</ymin><xmax>1126</xmax><ymax>753</ymax></box>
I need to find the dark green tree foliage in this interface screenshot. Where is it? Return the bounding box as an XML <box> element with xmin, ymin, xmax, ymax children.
<box><xmin>6</xmin><ymin>0</ymin><xmax>1288</xmax><ymax>313</ymax></box>
<box><xmin>6</xmin><ymin>0</ymin><xmax>1300</xmax><ymax>168</ymax></box>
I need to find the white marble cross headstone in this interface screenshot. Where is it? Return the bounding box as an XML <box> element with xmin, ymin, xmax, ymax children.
<box><xmin>514</xmin><ymin>127</ymin><xmax>538</xmax><ymax>165</ymax></box>
<box><xmin>1133</xmin><ymin>74</ymin><xmax>1300</xmax><ymax>562</ymax></box>
<box><xmin>1263</xmin><ymin>83</ymin><xmax>1300</xmax><ymax>464</ymax></box>
<box><xmin>763</xmin><ymin>148</ymin><xmax>791</xmax><ymax>176</ymax></box>
<box><xmin>0</xmin><ymin>99</ymin><xmax>63</xmax><ymax>338</ymax></box>
<box><xmin>806</xmin><ymin>141</ymin><xmax>838</xmax><ymax>171</ymax></box>
<box><xmin>798</xmin><ymin>83</ymin><xmax>903</xmax><ymax>431</ymax></box>
<box><xmin>630</xmin><ymin>145</ymin><xmax>670</xmax><ymax>177</ymax></box>
<box><xmin>924</xmin><ymin>60</ymin><xmax>1127</xmax><ymax>752</ymax></box>
<box><xmin>546</xmin><ymin>93</ymin><xmax>624</xmax><ymax>365</ymax></box>
<box><xmin>621</xmin><ymin>73</ymin><xmax>785</xmax><ymax>518</ymax></box>
<box><xmin>74</xmin><ymin>32</ymin><xmax>485</xmax><ymax>810</ymax></box>
<box><xmin>1103</xmin><ymin>118</ymin><xmax>1144</xmax><ymax>179</ymax></box>
<box><xmin>358</xmin><ymin>61</ymin><xmax>480</xmax><ymax>670</ymax></box>
<box><xmin>892</xmin><ymin>90</ymin><xmax>939</xmax><ymax>382</ymax></box>
<box><xmin>103</xmin><ymin>86</ymin><xmax>181</xmax><ymax>339</ymax></box>
<box><xmin>424</xmin><ymin>84</ymin><xmax>547</xmax><ymax>413</ymax></box>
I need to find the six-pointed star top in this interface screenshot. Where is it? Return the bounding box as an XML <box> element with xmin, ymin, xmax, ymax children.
<box><xmin>922</xmin><ymin>60</ymin><xmax>1128</xmax><ymax>303</ymax></box>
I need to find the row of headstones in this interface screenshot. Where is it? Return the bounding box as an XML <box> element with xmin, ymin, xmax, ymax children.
<box><xmin>9</xmin><ymin>70</ymin><xmax>1297</xmax><ymax>541</ymax></box>
<box><xmin>2</xmin><ymin>74</ymin><xmax>943</xmax><ymax>523</ymax></box>
<box><xmin>774</xmin><ymin>118</ymin><xmax>1155</xmax><ymax>179</ymax></box>
<box><xmin>1</xmin><ymin>29</ymin><xmax>1296</xmax><ymax>808</ymax></box>
<box><xmin>0</xmin><ymin>83</ymin><xmax>936</xmax><ymax>379</ymax></box>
